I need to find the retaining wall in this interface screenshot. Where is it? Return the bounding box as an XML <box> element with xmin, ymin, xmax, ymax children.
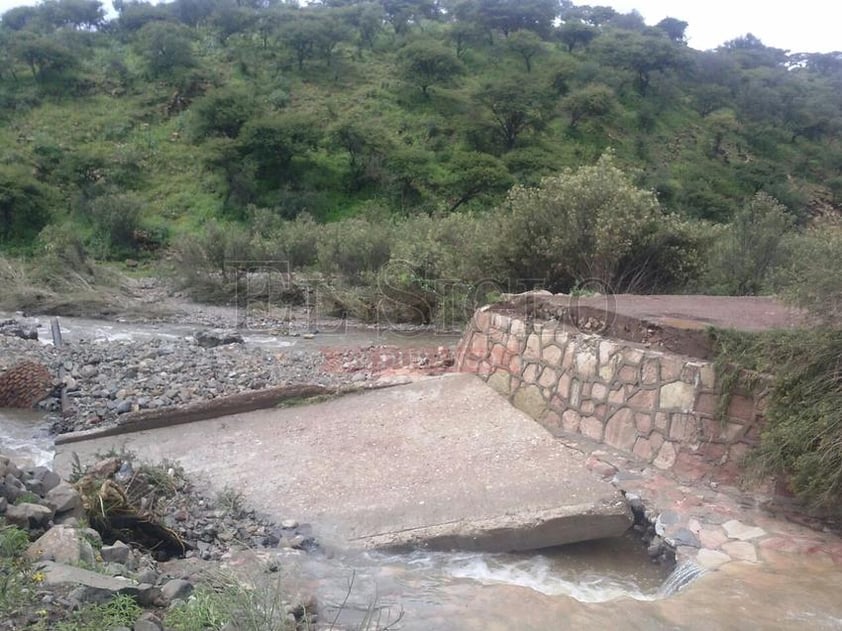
<box><xmin>456</xmin><ymin>306</ymin><xmax>768</xmax><ymax>483</ymax></box>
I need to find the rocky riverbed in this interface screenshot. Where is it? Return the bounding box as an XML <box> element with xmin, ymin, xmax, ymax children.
<box><xmin>0</xmin><ymin>452</ymin><xmax>318</xmax><ymax>631</ymax></box>
<box><xmin>0</xmin><ymin>317</ymin><xmax>454</xmax><ymax>435</ymax></box>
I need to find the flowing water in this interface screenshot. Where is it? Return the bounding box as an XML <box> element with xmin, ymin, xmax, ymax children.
<box><xmin>0</xmin><ymin>408</ymin><xmax>53</xmax><ymax>467</ymax></box>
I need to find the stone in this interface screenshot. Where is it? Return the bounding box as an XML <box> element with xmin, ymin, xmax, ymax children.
<box><xmin>0</xmin><ymin>497</ymin><xmax>6</xmax><ymax>514</ymax></box>
<box><xmin>486</xmin><ymin>371</ymin><xmax>511</xmax><ymax>396</ymax></box>
<box><xmin>627</xmin><ymin>388</ymin><xmax>657</xmax><ymax>410</ymax></box>
<box><xmin>660</xmin><ymin>381</ymin><xmax>695</xmax><ymax>411</ymax></box>
<box><xmin>561</xmin><ymin>410</ymin><xmax>582</xmax><ymax>434</ymax></box>
<box><xmin>512</xmin><ymin>385</ymin><xmax>547</xmax><ymax>419</ymax></box>
<box><xmin>604</xmin><ymin>408</ymin><xmax>637</xmax><ymax>451</ymax></box>
<box><xmin>26</xmin><ymin>525</ymin><xmax>95</xmax><ymax>566</ymax></box>
<box><xmin>5</xmin><ymin>502</ymin><xmax>53</xmax><ymax>529</ymax></box>
<box><xmin>40</xmin><ymin>561</ymin><xmax>148</xmax><ymax>603</ymax></box>
<box><xmin>653</xmin><ymin>442</ymin><xmax>677</xmax><ymax>470</ymax></box>
<box><xmin>281</xmin><ymin>519</ymin><xmax>299</xmax><ymax>529</ymax></box>
<box><xmin>524</xmin><ymin>334</ymin><xmax>542</xmax><ymax>361</ymax></box>
<box><xmin>194</xmin><ymin>329</ymin><xmax>244</xmax><ymax>349</ymax></box>
<box><xmin>722</xmin><ymin>520</ymin><xmax>766</xmax><ymax>541</ymax></box>
<box><xmin>134</xmin><ymin>613</ymin><xmax>164</xmax><ymax>631</ymax></box>
<box><xmin>721</xmin><ymin>541</ymin><xmax>758</xmax><ymax>562</ymax></box>
<box><xmin>45</xmin><ymin>482</ymin><xmax>82</xmax><ymax>514</ymax></box>
<box><xmin>161</xmin><ymin>579</ymin><xmax>194</xmax><ymax>602</ymax></box>
<box><xmin>543</xmin><ymin>344</ymin><xmax>563</xmax><ymax>365</ymax></box>
<box><xmin>696</xmin><ymin>548</ymin><xmax>731</xmax><ymax>570</ymax></box>
<box><xmin>668</xmin><ymin>527</ymin><xmax>701</xmax><ymax>548</ymax></box>
<box><xmin>580</xmin><ymin>416</ymin><xmax>604</xmax><ymax>441</ymax></box>
<box><xmin>101</xmin><ymin>540</ymin><xmax>131</xmax><ymax>564</ymax></box>
<box><xmin>33</xmin><ymin>467</ymin><xmax>62</xmax><ymax>493</ymax></box>
<box><xmin>669</xmin><ymin>414</ymin><xmax>697</xmax><ymax>442</ymax></box>
<box><xmin>574</xmin><ymin>348</ymin><xmax>598</xmax><ymax>379</ymax></box>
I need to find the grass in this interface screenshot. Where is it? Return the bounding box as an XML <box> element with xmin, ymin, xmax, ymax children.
<box><xmin>0</xmin><ymin>521</ymin><xmax>37</xmax><ymax>619</ymax></box>
<box><xmin>711</xmin><ymin>327</ymin><xmax>842</xmax><ymax>514</ymax></box>
<box><xmin>49</xmin><ymin>594</ymin><xmax>142</xmax><ymax>631</ymax></box>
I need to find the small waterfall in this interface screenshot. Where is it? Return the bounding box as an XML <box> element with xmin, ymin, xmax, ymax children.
<box><xmin>658</xmin><ymin>560</ymin><xmax>706</xmax><ymax>597</ymax></box>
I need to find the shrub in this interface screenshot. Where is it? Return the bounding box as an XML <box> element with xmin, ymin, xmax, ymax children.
<box><xmin>83</xmin><ymin>192</ymin><xmax>144</xmax><ymax>258</ymax></box>
<box><xmin>315</xmin><ymin>217</ymin><xmax>392</xmax><ymax>282</ymax></box>
<box><xmin>704</xmin><ymin>192</ymin><xmax>795</xmax><ymax>295</ymax></box>
<box><xmin>490</xmin><ymin>152</ymin><xmax>666</xmax><ymax>292</ymax></box>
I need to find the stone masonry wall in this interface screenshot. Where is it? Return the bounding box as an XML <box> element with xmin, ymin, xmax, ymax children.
<box><xmin>456</xmin><ymin>306</ymin><xmax>768</xmax><ymax>483</ymax></box>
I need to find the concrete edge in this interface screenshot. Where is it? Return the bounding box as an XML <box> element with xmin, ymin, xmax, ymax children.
<box><xmin>53</xmin><ymin>380</ymin><xmax>407</xmax><ymax>446</ymax></box>
<box><xmin>351</xmin><ymin>499</ymin><xmax>634</xmax><ymax>553</ymax></box>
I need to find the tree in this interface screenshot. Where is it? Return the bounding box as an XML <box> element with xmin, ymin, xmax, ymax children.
<box><xmin>135</xmin><ymin>22</ymin><xmax>195</xmax><ymax>77</ymax></box>
<box><xmin>595</xmin><ymin>30</ymin><xmax>687</xmax><ymax>95</ymax></box>
<box><xmin>506</xmin><ymin>29</ymin><xmax>544</xmax><ymax>73</ymax></box>
<box><xmin>41</xmin><ymin>0</ymin><xmax>105</xmax><ymax>30</ymax></box>
<box><xmin>476</xmin><ymin>78</ymin><xmax>549</xmax><ymax>150</ymax></box>
<box><xmin>280</xmin><ymin>14</ymin><xmax>320</xmax><ymax>70</ymax></box>
<box><xmin>557</xmin><ymin>20</ymin><xmax>596</xmax><ymax>53</ymax></box>
<box><xmin>190</xmin><ymin>88</ymin><xmax>258</xmax><ymax>140</ymax></box>
<box><xmin>562</xmin><ymin>83</ymin><xmax>615</xmax><ymax>129</ymax></box>
<box><xmin>474</xmin><ymin>0</ymin><xmax>557</xmax><ymax>38</ymax></box>
<box><xmin>655</xmin><ymin>17</ymin><xmax>688</xmax><ymax>43</ymax></box>
<box><xmin>398</xmin><ymin>39</ymin><xmax>463</xmax><ymax>96</ymax></box>
<box><xmin>0</xmin><ymin>165</ymin><xmax>53</xmax><ymax>247</ymax></box>
<box><xmin>238</xmin><ymin>114</ymin><xmax>322</xmax><ymax>182</ymax></box>
<box><xmin>11</xmin><ymin>32</ymin><xmax>78</xmax><ymax>81</ymax></box>
<box><xmin>1</xmin><ymin>5</ymin><xmax>39</xmax><ymax>30</ymax></box>
<box><xmin>442</xmin><ymin>152</ymin><xmax>512</xmax><ymax>211</ymax></box>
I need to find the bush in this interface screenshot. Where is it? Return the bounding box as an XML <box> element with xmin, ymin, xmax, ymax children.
<box><xmin>704</xmin><ymin>192</ymin><xmax>795</xmax><ymax>295</ymax></box>
<box><xmin>490</xmin><ymin>152</ymin><xmax>668</xmax><ymax>292</ymax></box>
<box><xmin>315</xmin><ymin>216</ymin><xmax>392</xmax><ymax>282</ymax></box>
<box><xmin>83</xmin><ymin>192</ymin><xmax>144</xmax><ymax>258</ymax></box>
<box><xmin>774</xmin><ymin>225</ymin><xmax>842</xmax><ymax>324</ymax></box>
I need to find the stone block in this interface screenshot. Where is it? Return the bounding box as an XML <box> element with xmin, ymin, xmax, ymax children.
<box><xmin>680</xmin><ymin>363</ymin><xmax>699</xmax><ymax>384</ymax></box>
<box><xmin>618</xmin><ymin>364</ymin><xmax>638</xmax><ymax>385</ymax></box>
<box><xmin>632</xmin><ymin>437</ymin><xmax>655</xmax><ymax>461</ymax></box>
<box><xmin>696</xmin><ymin>548</ymin><xmax>731</xmax><ymax>570</ymax></box>
<box><xmin>660</xmin><ymin>358</ymin><xmax>683</xmax><ymax>382</ymax></box>
<box><xmin>524</xmin><ymin>334</ymin><xmax>542</xmax><ymax>361</ymax></box>
<box><xmin>575</xmin><ymin>348</ymin><xmax>598</xmax><ymax>379</ymax></box>
<box><xmin>599</xmin><ymin>340</ymin><xmax>618</xmax><ymax>364</ymax></box>
<box><xmin>622</xmin><ymin>348</ymin><xmax>644</xmax><ymax>366</ymax></box>
<box><xmin>543</xmin><ymin>344</ymin><xmax>563</xmax><ymax>366</ymax></box>
<box><xmin>669</xmin><ymin>413</ymin><xmax>697</xmax><ymax>442</ymax></box>
<box><xmin>487</xmin><ymin>371</ymin><xmax>511</xmax><ymax>395</ymax></box>
<box><xmin>653</xmin><ymin>442</ymin><xmax>677</xmax><ymax>469</ymax></box>
<box><xmin>512</xmin><ymin>385</ymin><xmax>547</xmax><ymax>419</ymax></box>
<box><xmin>608</xmin><ymin>386</ymin><xmax>625</xmax><ymax>405</ymax></box>
<box><xmin>641</xmin><ymin>359</ymin><xmax>659</xmax><ymax>386</ymax></box>
<box><xmin>489</xmin><ymin>343</ymin><xmax>507</xmax><ymax>366</ymax></box>
<box><xmin>506</xmin><ymin>335</ymin><xmax>522</xmax><ymax>353</ymax></box>
<box><xmin>699</xmin><ymin>364</ymin><xmax>716</xmax><ymax>389</ymax></box>
<box><xmin>474</xmin><ymin>309</ymin><xmax>491</xmax><ymax>332</ymax></box>
<box><xmin>627</xmin><ymin>388</ymin><xmax>657</xmax><ymax>410</ymax></box>
<box><xmin>660</xmin><ymin>381</ymin><xmax>696</xmax><ymax>411</ymax></box>
<box><xmin>580</xmin><ymin>400</ymin><xmax>595</xmax><ymax>415</ymax></box>
<box><xmin>561</xmin><ymin>409</ymin><xmax>581</xmax><ymax>433</ymax></box>
<box><xmin>599</xmin><ymin>354</ymin><xmax>620</xmax><ymax>382</ymax></box>
<box><xmin>722</xmin><ymin>520</ymin><xmax>766</xmax><ymax>541</ymax></box>
<box><xmin>538</xmin><ymin>367</ymin><xmax>558</xmax><ymax>389</ymax></box>
<box><xmin>542</xmin><ymin>411</ymin><xmax>562</xmax><ymax>431</ymax></box>
<box><xmin>654</xmin><ymin>412</ymin><xmax>669</xmax><ymax>432</ymax></box>
<box><xmin>522</xmin><ymin>363</ymin><xmax>541</xmax><ymax>384</ymax></box>
<box><xmin>591</xmin><ymin>382</ymin><xmax>608</xmax><ymax>402</ymax></box>
<box><xmin>570</xmin><ymin>379</ymin><xmax>582</xmax><ymax>407</ymax></box>
<box><xmin>509</xmin><ymin>318</ymin><xmax>525</xmax><ymax>337</ymax></box>
<box><xmin>581</xmin><ymin>416</ymin><xmax>604</xmax><ymax>441</ymax></box>
<box><xmin>634</xmin><ymin>412</ymin><xmax>653</xmax><ymax>434</ymax></box>
<box><xmin>604</xmin><ymin>408</ymin><xmax>637</xmax><ymax>451</ymax></box>
<box><xmin>557</xmin><ymin>372</ymin><xmax>571</xmax><ymax>399</ymax></box>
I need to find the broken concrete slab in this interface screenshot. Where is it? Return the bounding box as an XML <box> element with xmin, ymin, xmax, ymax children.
<box><xmin>54</xmin><ymin>374</ymin><xmax>632</xmax><ymax>552</ymax></box>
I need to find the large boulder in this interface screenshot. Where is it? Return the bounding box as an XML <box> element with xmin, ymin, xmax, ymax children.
<box><xmin>45</xmin><ymin>481</ymin><xmax>82</xmax><ymax>514</ymax></box>
<box><xmin>39</xmin><ymin>561</ymin><xmax>161</xmax><ymax>605</ymax></box>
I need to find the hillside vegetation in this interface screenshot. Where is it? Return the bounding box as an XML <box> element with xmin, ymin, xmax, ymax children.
<box><xmin>0</xmin><ymin>0</ymin><xmax>841</xmax><ymax>312</ymax></box>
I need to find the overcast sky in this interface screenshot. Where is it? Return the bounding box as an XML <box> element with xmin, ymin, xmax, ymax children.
<box><xmin>0</xmin><ymin>0</ymin><xmax>839</xmax><ymax>53</ymax></box>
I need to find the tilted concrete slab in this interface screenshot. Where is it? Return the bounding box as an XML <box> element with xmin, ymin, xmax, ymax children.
<box><xmin>53</xmin><ymin>374</ymin><xmax>632</xmax><ymax>552</ymax></box>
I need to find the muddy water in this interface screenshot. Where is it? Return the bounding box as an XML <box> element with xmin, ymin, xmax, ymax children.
<box><xmin>19</xmin><ymin>313</ymin><xmax>460</xmax><ymax>351</ymax></box>
<box><xmin>0</xmin><ymin>408</ymin><xmax>53</xmax><ymax>467</ymax></box>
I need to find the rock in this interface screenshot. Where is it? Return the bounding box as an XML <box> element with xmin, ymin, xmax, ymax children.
<box><xmin>194</xmin><ymin>329</ymin><xmax>244</xmax><ymax>348</ymax></box>
<box><xmin>161</xmin><ymin>578</ymin><xmax>193</xmax><ymax>602</ymax></box>
<box><xmin>722</xmin><ymin>519</ymin><xmax>766</xmax><ymax>541</ymax></box>
<box><xmin>40</xmin><ymin>561</ymin><xmax>150</xmax><ymax>604</ymax></box>
<box><xmin>0</xmin><ymin>497</ymin><xmax>6</xmax><ymax>514</ymax></box>
<box><xmin>5</xmin><ymin>502</ymin><xmax>54</xmax><ymax>529</ymax></box>
<box><xmin>115</xmin><ymin>400</ymin><xmax>132</xmax><ymax>414</ymax></box>
<box><xmin>101</xmin><ymin>541</ymin><xmax>131</xmax><ymax>564</ymax></box>
<box><xmin>45</xmin><ymin>482</ymin><xmax>82</xmax><ymax>514</ymax></box>
<box><xmin>26</xmin><ymin>524</ymin><xmax>95</xmax><ymax>566</ymax></box>
<box><xmin>3</xmin><ymin>473</ymin><xmax>26</xmax><ymax>502</ymax></box>
<box><xmin>38</xmin><ymin>468</ymin><xmax>62</xmax><ymax>494</ymax></box>
<box><xmin>133</xmin><ymin>612</ymin><xmax>164</xmax><ymax>631</ymax></box>
<box><xmin>281</xmin><ymin>519</ymin><xmax>299</xmax><ymax>530</ymax></box>
<box><xmin>136</xmin><ymin>569</ymin><xmax>159</xmax><ymax>585</ymax></box>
